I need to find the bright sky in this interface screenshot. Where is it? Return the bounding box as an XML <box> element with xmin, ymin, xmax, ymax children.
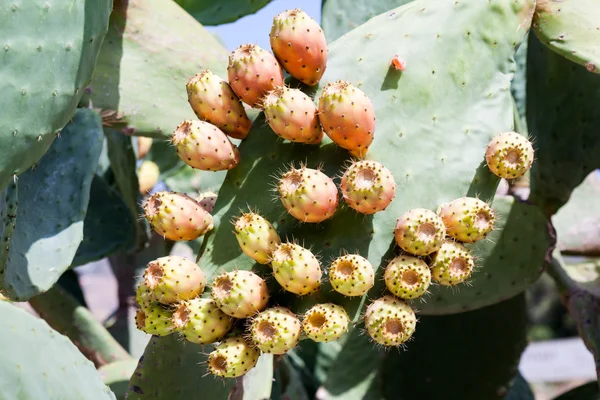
<box><xmin>205</xmin><ymin>0</ymin><xmax>322</xmax><ymax>52</ymax></box>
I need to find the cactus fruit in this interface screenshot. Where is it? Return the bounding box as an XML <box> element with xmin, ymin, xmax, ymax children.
<box><xmin>136</xmin><ymin>136</ymin><xmax>153</xmax><ymax>159</ymax></box>
<box><xmin>211</xmin><ymin>270</ymin><xmax>269</xmax><ymax>318</ymax></box>
<box><xmin>383</xmin><ymin>255</ymin><xmax>431</xmax><ymax>300</ymax></box>
<box><xmin>233</xmin><ymin>211</ymin><xmax>281</xmax><ymax>264</ymax></box>
<box><xmin>485</xmin><ymin>131</ymin><xmax>535</xmax><ymax>180</ymax></box>
<box><xmin>437</xmin><ymin>197</ymin><xmax>495</xmax><ymax>243</ymax></box>
<box><xmin>197</xmin><ymin>191</ymin><xmax>218</xmax><ymax>214</ymax></box>
<box><xmin>394</xmin><ymin>208</ymin><xmax>446</xmax><ymax>256</ymax></box>
<box><xmin>429</xmin><ymin>240</ymin><xmax>475</xmax><ymax>286</ymax></box>
<box><xmin>328</xmin><ymin>254</ymin><xmax>375</xmax><ymax>296</ymax></box>
<box><xmin>249</xmin><ymin>307</ymin><xmax>301</xmax><ymax>354</ymax></box>
<box><xmin>143</xmin><ymin>191</ymin><xmax>214</xmax><ymax>241</ymax></box>
<box><xmin>135</xmin><ymin>281</ymin><xmax>155</xmax><ymax>310</ymax></box>
<box><xmin>172</xmin><ymin>298</ymin><xmax>234</xmax><ymax>345</ymax></box>
<box><xmin>269</xmin><ymin>8</ymin><xmax>328</xmax><ymax>86</ymax></box>
<box><xmin>364</xmin><ymin>295</ymin><xmax>417</xmax><ymax>347</ymax></box>
<box><xmin>263</xmin><ymin>86</ymin><xmax>324</xmax><ymax>144</ymax></box>
<box><xmin>277</xmin><ymin>165</ymin><xmax>339</xmax><ymax>223</ymax></box>
<box><xmin>302</xmin><ymin>303</ymin><xmax>349</xmax><ymax>343</ymax></box>
<box><xmin>171</xmin><ymin>120</ymin><xmax>240</xmax><ymax>171</ymax></box>
<box><xmin>138</xmin><ymin>160</ymin><xmax>160</xmax><ymax>194</ymax></box>
<box><xmin>142</xmin><ymin>255</ymin><xmax>206</xmax><ymax>305</ymax></box>
<box><xmin>207</xmin><ymin>336</ymin><xmax>260</xmax><ymax>379</ymax></box>
<box><xmin>135</xmin><ymin>304</ymin><xmax>176</xmax><ymax>337</ymax></box>
<box><xmin>186</xmin><ymin>70</ymin><xmax>252</xmax><ymax>140</ymax></box>
<box><xmin>340</xmin><ymin>160</ymin><xmax>396</xmax><ymax>214</ymax></box>
<box><xmin>270</xmin><ymin>242</ymin><xmax>322</xmax><ymax>295</ymax></box>
<box><xmin>317</xmin><ymin>80</ymin><xmax>376</xmax><ymax>158</ymax></box>
<box><xmin>227</xmin><ymin>44</ymin><xmax>285</xmax><ymax>108</ymax></box>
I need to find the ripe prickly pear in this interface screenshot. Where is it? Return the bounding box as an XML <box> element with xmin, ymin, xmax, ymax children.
<box><xmin>233</xmin><ymin>212</ymin><xmax>281</xmax><ymax>264</ymax></box>
<box><xmin>437</xmin><ymin>197</ymin><xmax>495</xmax><ymax>243</ymax></box>
<box><xmin>186</xmin><ymin>70</ymin><xmax>252</xmax><ymax>140</ymax></box>
<box><xmin>211</xmin><ymin>270</ymin><xmax>269</xmax><ymax>318</ymax></box>
<box><xmin>249</xmin><ymin>307</ymin><xmax>301</xmax><ymax>354</ymax></box>
<box><xmin>197</xmin><ymin>191</ymin><xmax>217</xmax><ymax>214</ymax></box>
<box><xmin>485</xmin><ymin>131</ymin><xmax>535</xmax><ymax>179</ymax></box>
<box><xmin>136</xmin><ymin>136</ymin><xmax>153</xmax><ymax>159</ymax></box>
<box><xmin>135</xmin><ymin>304</ymin><xmax>176</xmax><ymax>337</ymax></box>
<box><xmin>269</xmin><ymin>8</ymin><xmax>327</xmax><ymax>86</ymax></box>
<box><xmin>328</xmin><ymin>254</ymin><xmax>375</xmax><ymax>297</ymax></box>
<box><xmin>142</xmin><ymin>255</ymin><xmax>206</xmax><ymax>305</ymax></box>
<box><xmin>430</xmin><ymin>240</ymin><xmax>475</xmax><ymax>286</ymax></box>
<box><xmin>270</xmin><ymin>242</ymin><xmax>322</xmax><ymax>296</ymax></box>
<box><xmin>384</xmin><ymin>255</ymin><xmax>431</xmax><ymax>300</ymax></box>
<box><xmin>135</xmin><ymin>281</ymin><xmax>155</xmax><ymax>310</ymax></box>
<box><xmin>171</xmin><ymin>120</ymin><xmax>240</xmax><ymax>171</ymax></box>
<box><xmin>277</xmin><ymin>165</ymin><xmax>339</xmax><ymax>223</ymax></box>
<box><xmin>318</xmin><ymin>80</ymin><xmax>376</xmax><ymax>158</ymax></box>
<box><xmin>263</xmin><ymin>86</ymin><xmax>323</xmax><ymax>144</ymax></box>
<box><xmin>394</xmin><ymin>208</ymin><xmax>446</xmax><ymax>256</ymax></box>
<box><xmin>227</xmin><ymin>44</ymin><xmax>284</xmax><ymax>108</ymax></box>
<box><xmin>143</xmin><ymin>191</ymin><xmax>214</xmax><ymax>241</ymax></box>
<box><xmin>172</xmin><ymin>298</ymin><xmax>234</xmax><ymax>345</ymax></box>
<box><xmin>340</xmin><ymin>160</ymin><xmax>396</xmax><ymax>214</ymax></box>
<box><xmin>138</xmin><ymin>160</ymin><xmax>160</xmax><ymax>194</ymax></box>
<box><xmin>364</xmin><ymin>295</ymin><xmax>416</xmax><ymax>347</ymax></box>
<box><xmin>302</xmin><ymin>303</ymin><xmax>349</xmax><ymax>343</ymax></box>
<box><xmin>207</xmin><ymin>336</ymin><xmax>260</xmax><ymax>378</ymax></box>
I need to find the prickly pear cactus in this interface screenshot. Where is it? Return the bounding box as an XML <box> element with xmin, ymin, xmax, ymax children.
<box><xmin>174</xmin><ymin>0</ymin><xmax>272</xmax><ymax>25</ymax></box>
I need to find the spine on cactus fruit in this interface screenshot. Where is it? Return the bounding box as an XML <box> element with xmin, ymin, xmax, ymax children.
<box><xmin>364</xmin><ymin>295</ymin><xmax>416</xmax><ymax>347</ymax></box>
<box><xmin>186</xmin><ymin>70</ymin><xmax>252</xmax><ymax>140</ymax></box>
<box><xmin>172</xmin><ymin>298</ymin><xmax>234</xmax><ymax>344</ymax></box>
<box><xmin>437</xmin><ymin>197</ymin><xmax>495</xmax><ymax>243</ymax></box>
<box><xmin>263</xmin><ymin>86</ymin><xmax>324</xmax><ymax>144</ymax></box>
<box><xmin>328</xmin><ymin>254</ymin><xmax>375</xmax><ymax>296</ymax></box>
<box><xmin>302</xmin><ymin>303</ymin><xmax>349</xmax><ymax>343</ymax></box>
<box><xmin>340</xmin><ymin>160</ymin><xmax>396</xmax><ymax>214</ymax></box>
<box><xmin>211</xmin><ymin>270</ymin><xmax>269</xmax><ymax>318</ymax></box>
<box><xmin>269</xmin><ymin>8</ymin><xmax>328</xmax><ymax>86</ymax></box>
<box><xmin>171</xmin><ymin>120</ymin><xmax>240</xmax><ymax>171</ymax></box>
<box><xmin>429</xmin><ymin>240</ymin><xmax>475</xmax><ymax>286</ymax></box>
<box><xmin>485</xmin><ymin>131</ymin><xmax>535</xmax><ymax>179</ymax></box>
<box><xmin>277</xmin><ymin>165</ymin><xmax>339</xmax><ymax>223</ymax></box>
<box><xmin>248</xmin><ymin>307</ymin><xmax>301</xmax><ymax>354</ymax></box>
<box><xmin>394</xmin><ymin>208</ymin><xmax>446</xmax><ymax>256</ymax></box>
<box><xmin>233</xmin><ymin>211</ymin><xmax>281</xmax><ymax>264</ymax></box>
<box><xmin>142</xmin><ymin>255</ymin><xmax>206</xmax><ymax>305</ymax></box>
<box><xmin>270</xmin><ymin>242</ymin><xmax>322</xmax><ymax>295</ymax></box>
<box><xmin>384</xmin><ymin>255</ymin><xmax>431</xmax><ymax>299</ymax></box>
<box><xmin>142</xmin><ymin>191</ymin><xmax>214</xmax><ymax>241</ymax></box>
<box><xmin>227</xmin><ymin>43</ymin><xmax>285</xmax><ymax>108</ymax></box>
<box><xmin>207</xmin><ymin>336</ymin><xmax>260</xmax><ymax>378</ymax></box>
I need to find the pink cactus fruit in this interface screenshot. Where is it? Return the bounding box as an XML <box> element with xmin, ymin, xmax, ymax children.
<box><xmin>437</xmin><ymin>197</ymin><xmax>495</xmax><ymax>243</ymax></box>
<box><xmin>196</xmin><ymin>191</ymin><xmax>217</xmax><ymax>214</ymax></box>
<box><xmin>142</xmin><ymin>255</ymin><xmax>206</xmax><ymax>305</ymax></box>
<box><xmin>186</xmin><ymin>70</ymin><xmax>252</xmax><ymax>140</ymax></box>
<box><xmin>171</xmin><ymin>120</ymin><xmax>240</xmax><ymax>171</ymax></box>
<box><xmin>485</xmin><ymin>131</ymin><xmax>534</xmax><ymax>179</ymax></box>
<box><xmin>172</xmin><ymin>298</ymin><xmax>234</xmax><ymax>345</ymax></box>
<box><xmin>429</xmin><ymin>240</ymin><xmax>475</xmax><ymax>286</ymax></box>
<box><xmin>364</xmin><ymin>295</ymin><xmax>416</xmax><ymax>347</ymax></box>
<box><xmin>270</xmin><ymin>242</ymin><xmax>322</xmax><ymax>296</ymax></box>
<box><xmin>233</xmin><ymin>211</ymin><xmax>281</xmax><ymax>264</ymax></box>
<box><xmin>143</xmin><ymin>191</ymin><xmax>214</xmax><ymax>241</ymax></box>
<box><xmin>340</xmin><ymin>160</ymin><xmax>395</xmax><ymax>214</ymax></box>
<box><xmin>207</xmin><ymin>336</ymin><xmax>260</xmax><ymax>378</ymax></box>
<box><xmin>302</xmin><ymin>303</ymin><xmax>349</xmax><ymax>343</ymax></box>
<box><xmin>328</xmin><ymin>254</ymin><xmax>375</xmax><ymax>297</ymax></box>
<box><xmin>249</xmin><ymin>307</ymin><xmax>301</xmax><ymax>354</ymax></box>
<box><xmin>384</xmin><ymin>255</ymin><xmax>431</xmax><ymax>300</ymax></box>
<box><xmin>394</xmin><ymin>208</ymin><xmax>446</xmax><ymax>256</ymax></box>
<box><xmin>211</xmin><ymin>270</ymin><xmax>269</xmax><ymax>318</ymax></box>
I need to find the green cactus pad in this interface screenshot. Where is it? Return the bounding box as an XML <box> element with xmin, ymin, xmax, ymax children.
<box><xmin>0</xmin><ymin>109</ymin><xmax>103</xmax><ymax>301</ymax></box>
<box><xmin>0</xmin><ymin>0</ymin><xmax>111</xmax><ymax>192</ymax></box>
<box><xmin>174</xmin><ymin>0</ymin><xmax>272</xmax><ymax>25</ymax></box>
<box><xmin>200</xmin><ymin>0</ymin><xmax>536</xmax><ymax>318</ymax></box>
<box><xmin>87</xmin><ymin>0</ymin><xmax>228</xmax><ymax>139</ymax></box>
<box><xmin>0</xmin><ymin>301</ymin><xmax>116</xmax><ymax>399</ymax></box>
<box><xmin>527</xmin><ymin>34</ymin><xmax>600</xmax><ymax>216</ymax></box>
<box><xmin>126</xmin><ymin>335</ymin><xmax>234</xmax><ymax>399</ymax></box>
<box><xmin>99</xmin><ymin>360</ymin><xmax>138</xmax><ymax>400</ymax></box>
<box><xmin>0</xmin><ymin>182</ymin><xmax>18</xmax><ymax>268</ymax></box>
<box><xmin>532</xmin><ymin>0</ymin><xmax>600</xmax><ymax>74</ymax></box>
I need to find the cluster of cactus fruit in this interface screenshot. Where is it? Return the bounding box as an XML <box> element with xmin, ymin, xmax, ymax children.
<box><xmin>134</xmin><ymin>7</ymin><xmax>538</xmax><ymax>379</ymax></box>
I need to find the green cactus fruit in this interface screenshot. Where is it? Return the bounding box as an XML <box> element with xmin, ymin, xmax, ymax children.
<box><xmin>143</xmin><ymin>255</ymin><xmax>207</xmax><ymax>305</ymax></box>
<box><xmin>269</xmin><ymin>8</ymin><xmax>328</xmax><ymax>86</ymax></box>
<box><xmin>277</xmin><ymin>165</ymin><xmax>339</xmax><ymax>223</ymax></box>
<box><xmin>171</xmin><ymin>120</ymin><xmax>241</xmax><ymax>171</ymax></box>
<box><xmin>207</xmin><ymin>336</ymin><xmax>260</xmax><ymax>378</ymax></box>
<box><xmin>364</xmin><ymin>295</ymin><xmax>417</xmax><ymax>347</ymax></box>
<box><xmin>270</xmin><ymin>242</ymin><xmax>322</xmax><ymax>296</ymax></box>
<box><xmin>186</xmin><ymin>70</ymin><xmax>252</xmax><ymax>140</ymax></box>
<box><xmin>394</xmin><ymin>208</ymin><xmax>446</xmax><ymax>256</ymax></box>
<box><xmin>143</xmin><ymin>191</ymin><xmax>214</xmax><ymax>241</ymax></box>
<box><xmin>384</xmin><ymin>255</ymin><xmax>432</xmax><ymax>300</ymax></box>
<box><xmin>485</xmin><ymin>131</ymin><xmax>535</xmax><ymax>180</ymax></box>
<box><xmin>328</xmin><ymin>254</ymin><xmax>375</xmax><ymax>297</ymax></box>
<box><xmin>317</xmin><ymin>80</ymin><xmax>376</xmax><ymax>158</ymax></box>
<box><xmin>249</xmin><ymin>307</ymin><xmax>301</xmax><ymax>354</ymax></box>
<box><xmin>138</xmin><ymin>160</ymin><xmax>160</xmax><ymax>194</ymax></box>
<box><xmin>437</xmin><ymin>197</ymin><xmax>495</xmax><ymax>243</ymax></box>
<box><xmin>211</xmin><ymin>270</ymin><xmax>269</xmax><ymax>318</ymax></box>
<box><xmin>172</xmin><ymin>298</ymin><xmax>234</xmax><ymax>345</ymax></box>
<box><xmin>263</xmin><ymin>86</ymin><xmax>324</xmax><ymax>144</ymax></box>
<box><xmin>233</xmin><ymin>211</ymin><xmax>281</xmax><ymax>264</ymax></box>
<box><xmin>135</xmin><ymin>281</ymin><xmax>155</xmax><ymax>310</ymax></box>
<box><xmin>197</xmin><ymin>191</ymin><xmax>218</xmax><ymax>214</ymax></box>
<box><xmin>429</xmin><ymin>240</ymin><xmax>475</xmax><ymax>286</ymax></box>
<box><xmin>227</xmin><ymin>44</ymin><xmax>285</xmax><ymax>108</ymax></box>
<box><xmin>135</xmin><ymin>304</ymin><xmax>176</xmax><ymax>337</ymax></box>
<box><xmin>340</xmin><ymin>160</ymin><xmax>396</xmax><ymax>215</ymax></box>
<box><xmin>302</xmin><ymin>303</ymin><xmax>350</xmax><ymax>343</ymax></box>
